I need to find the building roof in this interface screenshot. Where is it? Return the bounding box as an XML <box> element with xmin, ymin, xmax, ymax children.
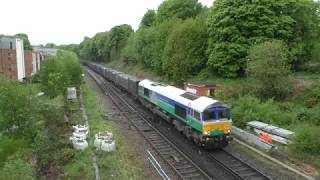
<box><xmin>139</xmin><ymin>79</ymin><xmax>223</xmax><ymax>112</ymax></box>
<box><xmin>184</xmin><ymin>82</ymin><xmax>218</xmax><ymax>88</ymax></box>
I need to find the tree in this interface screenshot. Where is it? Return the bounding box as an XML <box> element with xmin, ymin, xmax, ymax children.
<box><xmin>156</xmin><ymin>0</ymin><xmax>203</xmax><ymax>24</ymax></box>
<box><xmin>58</xmin><ymin>51</ymin><xmax>83</xmax><ymax>87</ymax></box>
<box><xmin>140</xmin><ymin>10</ymin><xmax>156</xmax><ymax>27</ymax></box>
<box><xmin>79</xmin><ymin>37</ymin><xmax>95</xmax><ymax>61</ymax></box>
<box><xmin>45</xmin><ymin>43</ymin><xmax>57</xmax><ymax>48</ymax></box>
<box><xmin>121</xmin><ymin>33</ymin><xmax>138</xmax><ymax>64</ymax></box>
<box><xmin>109</xmin><ymin>24</ymin><xmax>134</xmax><ymax>62</ymax></box>
<box><xmin>40</xmin><ymin>57</ymin><xmax>69</xmax><ymax>98</ymax></box>
<box><xmin>247</xmin><ymin>40</ymin><xmax>292</xmax><ymax>99</ymax></box>
<box><xmin>163</xmin><ymin>17</ymin><xmax>208</xmax><ymax>83</ymax></box>
<box><xmin>14</xmin><ymin>33</ymin><xmax>33</xmax><ymax>50</ymax></box>
<box><xmin>207</xmin><ymin>0</ymin><xmax>320</xmax><ymax>77</ymax></box>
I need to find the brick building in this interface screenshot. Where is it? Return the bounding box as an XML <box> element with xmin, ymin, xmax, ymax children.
<box><xmin>0</xmin><ymin>36</ymin><xmax>38</xmax><ymax>81</ymax></box>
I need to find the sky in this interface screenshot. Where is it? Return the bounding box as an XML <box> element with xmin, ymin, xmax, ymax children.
<box><xmin>1</xmin><ymin>0</ymin><xmax>213</xmax><ymax>46</ymax></box>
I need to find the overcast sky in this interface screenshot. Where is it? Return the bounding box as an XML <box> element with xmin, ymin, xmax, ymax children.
<box><xmin>1</xmin><ymin>0</ymin><xmax>213</xmax><ymax>46</ymax></box>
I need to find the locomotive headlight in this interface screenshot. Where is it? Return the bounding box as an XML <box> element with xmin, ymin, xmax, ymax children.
<box><xmin>227</xmin><ymin>130</ymin><xmax>231</xmax><ymax>133</ymax></box>
<box><xmin>204</xmin><ymin>131</ymin><xmax>209</xmax><ymax>135</ymax></box>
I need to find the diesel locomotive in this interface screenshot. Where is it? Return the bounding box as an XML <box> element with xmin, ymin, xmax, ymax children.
<box><xmin>88</xmin><ymin>63</ymin><xmax>232</xmax><ymax>149</ymax></box>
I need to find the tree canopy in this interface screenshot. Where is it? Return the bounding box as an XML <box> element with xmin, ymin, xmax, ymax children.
<box><xmin>156</xmin><ymin>0</ymin><xmax>203</xmax><ymax>23</ymax></box>
<box><xmin>207</xmin><ymin>0</ymin><xmax>320</xmax><ymax>77</ymax></box>
<box><xmin>75</xmin><ymin>0</ymin><xmax>320</xmax><ymax>81</ymax></box>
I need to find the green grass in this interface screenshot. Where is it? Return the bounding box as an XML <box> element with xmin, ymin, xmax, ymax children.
<box><xmin>83</xmin><ymin>79</ymin><xmax>147</xmax><ymax>180</ymax></box>
<box><xmin>63</xmin><ymin>149</ymin><xmax>95</xmax><ymax>179</ymax></box>
<box><xmin>0</xmin><ymin>137</ymin><xmax>31</xmax><ymax>167</ymax></box>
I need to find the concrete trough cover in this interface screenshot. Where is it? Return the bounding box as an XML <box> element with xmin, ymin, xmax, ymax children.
<box><xmin>247</xmin><ymin>121</ymin><xmax>268</xmax><ymax>129</ymax></box>
<box><xmin>271</xmin><ymin>128</ymin><xmax>295</xmax><ymax>139</ymax></box>
<box><xmin>263</xmin><ymin>125</ymin><xmax>278</xmax><ymax>132</ymax></box>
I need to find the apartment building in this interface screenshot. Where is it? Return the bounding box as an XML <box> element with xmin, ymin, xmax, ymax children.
<box><xmin>0</xmin><ymin>36</ymin><xmax>42</xmax><ymax>81</ymax></box>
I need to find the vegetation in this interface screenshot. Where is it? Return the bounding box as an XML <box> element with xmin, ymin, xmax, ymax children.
<box><xmin>207</xmin><ymin>0</ymin><xmax>320</xmax><ymax>77</ymax></box>
<box><xmin>14</xmin><ymin>33</ymin><xmax>33</xmax><ymax>50</ymax></box>
<box><xmin>247</xmin><ymin>40</ymin><xmax>292</xmax><ymax>99</ymax></box>
<box><xmin>63</xmin><ymin>0</ymin><xmax>320</xmax><ymax>168</ymax></box>
<box><xmin>0</xmin><ymin>50</ymin><xmax>85</xmax><ymax>179</ymax></box>
<box><xmin>83</xmin><ymin>78</ymin><xmax>146</xmax><ymax>179</ymax></box>
<box><xmin>40</xmin><ymin>51</ymin><xmax>83</xmax><ymax>98</ymax></box>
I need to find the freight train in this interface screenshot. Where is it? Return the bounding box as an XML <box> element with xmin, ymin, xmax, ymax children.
<box><xmin>88</xmin><ymin>63</ymin><xmax>233</xmax><ymax>149</ymax></box>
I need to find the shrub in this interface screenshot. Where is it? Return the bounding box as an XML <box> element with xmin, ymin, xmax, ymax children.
<box><xmin>231</xmin><ymin>96</ymin><xmax>295</xmax><ymax>127</ymax></box>
<box><xmin>289</xmin><ymin>124</ymin><xmax>320</xmax><ymax>156</ymax></box>
<box><xmin>0</xmin><ymin>80</ymin><xmax>39</xmax><ymax>138</ymax></box>
<box><xmin>247</xmin><ymin>40</ymin><xmax>292</xmax><ymax>99</ymax></box>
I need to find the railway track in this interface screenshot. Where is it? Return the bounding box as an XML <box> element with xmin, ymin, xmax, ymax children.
<box><xmin>87</xmin><ymin>68</ymin><xmax>212</xmax><ymax>180</ymax></box>
<box><xmin>208</xmin><ymin>150</ymin><xmax>271</xmax><ymax>180</ymax></box>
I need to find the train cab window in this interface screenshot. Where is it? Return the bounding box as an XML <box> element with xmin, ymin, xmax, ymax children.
<box><xmin>217</xmin><ymin>110</ymin><xmax>230</xmax><ymax>120</ymax></box>
<box><xmin>175</xmin><ymin>105</ymin><xmax>186</xmax><ymax>119</ymax></box>
<box><xmin>193</xmin><ymin>111</ymin><xmax>201</xmax><ymax>121</ymax></box>
<box><xmin>203</xmin><ymin>110</ymin><xmax>215</xmax><ymax>121</ymax></box>
<box><xmin>144</xmin><ymin>88</ymin><xmax>150</xmax><ymax>97</ymax></box>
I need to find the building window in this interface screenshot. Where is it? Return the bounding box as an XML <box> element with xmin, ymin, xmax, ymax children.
<box><xmin>8</xmin><ymin>53</ymin><xmax>12</xmax><ymax>61</ymax></box>
<box><xmin>10</xmin><ymin>42</ymin><xmax>13</xmax><ymax>49</ymax></box>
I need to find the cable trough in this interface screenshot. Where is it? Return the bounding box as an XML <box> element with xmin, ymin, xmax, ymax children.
<box><xmin>87</xmin><ymin>68</ymin><xmax>211</xmax><ymax>180</ymax></box>
<box><xmin>209</xmin><ymin>150</ymin><xmax>271</xmax><ymax>180</ymax></box>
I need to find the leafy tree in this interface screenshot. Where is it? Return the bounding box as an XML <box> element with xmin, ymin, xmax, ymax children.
<box><xmin>109</xmin><ymin>24</ymin><xmax>134</xmax><ymax>62</ymax></box>
<box><xmin>40</xmin><ymin>57</ymin><xmax>69</xmax><ymax>98</ymax></box>
<box><xmin>58</xmin><ymin>51</ymin><xmax>83</xmax><ymax>87</ymax></box>
<box><xmin>40</xmin><ymin>51</ymin><xmax>83</xmax><ymax>98</ymax></box>
<box><xmin>59</xmin><ymin>44</ymin><xmax>80</xmax><ymax>56</ymax></box>
<box><xmin>163</xmin><ymin>17</ymin><xmax>208</xmax><ymax>83</ymax></box>
<box><xmin>14</xmin><ymin>33</ymin><xmax>33</xmax><ymax>50</ymax></box>
<box><xmin>135</xmin><ymin>18</ymin><xmax>180</xmax><ymax>74</ymax></box>
<box><xmin>45</xmin><ymin>43</ymin><xmax>57</xmax><ymax>48</ymax></box>
<box><xmin>247</xmin><ymin>40</ymin><xmax>292</xmax><ymax>99</ymax></box>
<box><xmin>156</xmin><ymin>0</ymin><xmax>203</xmax><ymax>24</ymax></box>
<box><xmin>140</xmin><ymin>10</ymin><xmax>156</xmax><ymax>27</ymax></box>
<box><xmin>79</xmin><ymin>37</ymin><xmax>95</xmax><ymax>61</ymax></box>
<box><xmin>121</xmin><ymin>33</ymin><xmax>138</xmax><ymax>64</ymax></box>
<box><xmin>207</xmin><ymin>0</ymin><xmax>320</xmax><ymax>77</ymax></box>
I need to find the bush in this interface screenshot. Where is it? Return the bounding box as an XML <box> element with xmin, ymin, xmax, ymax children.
<box><xmin>231</xmin><ymin>96</ymin><xmax>295</xmax><ymax>127</ymax></box>
<box><xmin>289</xmin><ymin>124</ymin><xmax>320</xmax><ymax>156</ymax></box>
<box><xmin>247</xmin><ymin>40</ymin><xmax>292</xmax><ymax>99</ymax></box>
<box><xmin>0</xmin><ymin>80</ymin><xmax>39</xmax><ymax>138</ymax></box>
<box><xmin>0</xmin><ymin>155</ymin><xmax>35</xmax><ymax>180</ymax></box>
<box><xmin>296</xmin><ymin>105</ymin><xmax>320</xmax><ymax>126</ymax></box>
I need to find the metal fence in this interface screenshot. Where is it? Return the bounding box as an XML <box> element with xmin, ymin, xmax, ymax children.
<box><xmin>231</xmin><ymin>126</ymin><xmax>275</xmax><ymax>150</ymax></box>
<box><xmin>147</xmin><ymin>150</ymin><xmax>170</xmax><ymax>180</ymax></box>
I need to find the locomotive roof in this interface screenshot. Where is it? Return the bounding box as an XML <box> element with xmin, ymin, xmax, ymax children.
<box><xmin>139</xmin><ymin>79</ymin><xmax>226</xmax><ymax>112</ymax></box>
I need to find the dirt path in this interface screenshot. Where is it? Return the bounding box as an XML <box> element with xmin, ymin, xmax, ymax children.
<box><xmin>85</xmin><ymin>75</ymin><xmax>161</xmax><ymax>180</ymax></box>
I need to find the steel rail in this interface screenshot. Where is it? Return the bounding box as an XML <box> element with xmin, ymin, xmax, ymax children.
<box><xmin>87</xmin><ymin>68</ymin><xmax>212</xmax><ymax>180</ymax></box>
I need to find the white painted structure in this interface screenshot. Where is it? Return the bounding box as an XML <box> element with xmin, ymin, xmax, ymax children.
<box><xmin>15</xmin><ymin>38</ymin><xmax>25</xmax><ymax>81</ymax></box>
